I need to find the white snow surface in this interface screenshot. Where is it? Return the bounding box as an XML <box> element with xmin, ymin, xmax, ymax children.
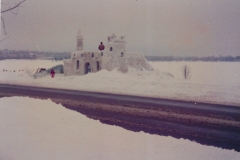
<box><xmin>0</xmin><ymin>97</ymin><xmax>239</xmax><ymax>160</ymax></box>
<box><xmin>0</xmin><ymin>59</ymin><xmax>240</xmax><ymax>106</ymax></box>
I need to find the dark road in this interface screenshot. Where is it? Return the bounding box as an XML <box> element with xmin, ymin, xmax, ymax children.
<box><xmin>0</xmin><ymin>84</ymin><xmax>240</xmax><ymax>151</ymax></box>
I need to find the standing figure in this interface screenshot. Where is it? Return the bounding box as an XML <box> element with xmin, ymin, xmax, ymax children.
<box><xmin>98</xmin><ymin>42</ymin><xmax>105</xmax><ymax>51</ymax></box>
<box><xmin>50</xmin><ymin>69</ymin><xmax>55</xmax><ymax>78</ymax></box>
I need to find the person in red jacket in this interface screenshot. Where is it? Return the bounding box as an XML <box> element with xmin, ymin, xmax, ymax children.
<box><xmin>50</xmin><ymin>69</ymin><xmax>55</xmax><ymax>78</ymax></box>
<box><xmin>98</xmin><ymin>42</ymin><xmax>105</xmax><ymax>51</ymax></box>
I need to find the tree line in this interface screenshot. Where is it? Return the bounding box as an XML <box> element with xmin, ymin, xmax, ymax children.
<box><xmin>145</xmin><ymin>55</ymin><xmax>240</xmax><ymax>62</ymax></box>
<box><xmin>0</xmin><ymin>49</ymin><xmax>71</xmax><ymax>60</ymax></box>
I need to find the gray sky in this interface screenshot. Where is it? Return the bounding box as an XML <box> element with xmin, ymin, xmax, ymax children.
<box><xmin>1</xmin><ymin>0</ymin><xmax>240</xmax><ymax>56</ymax></box>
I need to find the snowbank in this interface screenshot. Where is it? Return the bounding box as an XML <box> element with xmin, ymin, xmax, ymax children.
<box><xmin>0</xmin><ymin>97</ymin><xmax>239</xmax><ymax>160</ymax></box>
<box><xmin>0</xmin><ymin>60</ymin><xmax>240</xmax><ymax>106</ymax></box>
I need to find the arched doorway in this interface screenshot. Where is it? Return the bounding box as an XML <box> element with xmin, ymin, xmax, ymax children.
<box><xmin>85</xmin><ymin>62</ymin><xmax>91</xmax><ymax>74</ymax></box>
<box><xmin>76</xmin><ymin>60</ymin><xmax>80</xmax><ymax>70</ymax></box>
<box><xmin>97</xmin><ymin>61</ymin><xmax>100</xmax><ymax>71</ymax></box>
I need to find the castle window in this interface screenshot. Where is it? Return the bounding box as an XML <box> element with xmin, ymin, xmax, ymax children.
<box><xmin>110</xmin><ymin>47</ymin><xmax>113</xmax><ymax>51</ymax></box>
<box><xmin>81</xmin><ymin>54</ymin><xmax>83</xmax><ymax>58</ymax></box>
<box><xmin>97</xmin><ymin>61</ymin><xmax>100</xmax><ymax>71</ymax></box>
<box><xmin>92</xmin><ymin>53</ymin><xmax>94</xmax><ymax>57</ymax></box>
<box><xmin>76</xmin><ymin>60</ymin><xmax>80</xmax><ymax>70</ymax></box>
<box><xmin>77</xmin><ymin>41</ymin><xmax>82</xmax><ymax>46</ymax></box>
<box><xmin>121</xmin><ymin>52</ymin><xmax>124</xmax><ymax>57</ymax></box>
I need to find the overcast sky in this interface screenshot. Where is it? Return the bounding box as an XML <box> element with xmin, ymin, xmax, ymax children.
<box><xmin>1</xmin><ymin>0</ymin><xmax>240</xmax><ymax>56</ymax></box>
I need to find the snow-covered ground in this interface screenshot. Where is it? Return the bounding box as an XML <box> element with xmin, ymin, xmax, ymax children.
<box><xmin>0</xmin><ymin>97</ymin><xmax>239</xmax><ymax>160</ymax></box>
<box><xmin>1</xmin><ymin>60</ymin><xmax>240</xmax><ymax>158</ymax></box>
<box><xmin>0</xmin><ymin>59</ymin><xmax>240</xmax><ymax>106</ymax></box>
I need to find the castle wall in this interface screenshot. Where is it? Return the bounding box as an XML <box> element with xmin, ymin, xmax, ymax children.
<box><xmin>67</xmin><ymin>51</ymin><xmax>102</xmax><ymax>76</ymax></box>
<box><xmin>101</xmin><ymin>52</ymin><xmax>153</xmax><ymax>73</ymax></box>
<box><xmin>101</xmin><ymin>42</ymin><xmax>127</xmax><ymax>72</ymax></box>
<box><xmin>101</xmin><ymin>52</ymin><xmax>126</xmax><ymax>72</ymax></box>
<box><xmin>63</xmin><ymin>59</ymin><xmax>74</xmax><ymax>76</ymax></box>
<box><xmin>105</xmin><ymin>43</ymin><xmax>126</xmax><ymax>53</ymax></box>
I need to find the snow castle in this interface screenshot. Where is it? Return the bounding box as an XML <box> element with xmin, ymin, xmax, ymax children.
<box><xmin>63</xmin><ymin>30</ymin><xmax>153</xmax><ymax>76</ymax></box>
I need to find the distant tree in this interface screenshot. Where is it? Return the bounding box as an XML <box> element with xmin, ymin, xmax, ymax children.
<box><xmin>1</xmin><ymin>0</ymin><xmax>26</xmax><ymax>42</ymax></box>
<box><xmin>224</xmin><ymin>56</ymin><xmax>234</xmax><ymax>61</ymax></box>
<box><xmin>235</xmin><ymin>56</ymin><xmax>240</xmax><ymax>61</ymax></box>
<box><xmin>182</xmin><ymin>65</ymin><xmax>191</xmax><ymax>80</ymax></box>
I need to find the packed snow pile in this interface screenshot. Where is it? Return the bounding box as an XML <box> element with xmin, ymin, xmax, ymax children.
<box><xmin>0</xmin><ymin>97</ymin><xmax>239</xmax><ymax>160</ymax></box>
<box><xmin>0</xmin><ymin>60</ymin><xmax>240</xmax><ymax>106</ymax></box>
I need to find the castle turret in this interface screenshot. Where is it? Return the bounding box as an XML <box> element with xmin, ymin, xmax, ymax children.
<box><xmin>76</xmin><ymin>29</ymin><xmax>83</xmax><ymax>51</ymax></box>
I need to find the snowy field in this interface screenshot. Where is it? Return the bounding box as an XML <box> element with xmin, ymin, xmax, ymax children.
<box><xmin>0</xmin><ymin>59</ymin><xmax>240</xmax><ymax>106</ymax></box>
<box><xmin>1</xmin><ymin>97</ymin><xmax>239</xmax><ymax>160</ymax></box>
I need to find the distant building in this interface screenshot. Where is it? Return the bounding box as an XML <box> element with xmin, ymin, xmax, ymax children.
<box><xmin>63</xmin><ymin>30</ymin><xmax>153</xmax><ymax>76</ymax></box>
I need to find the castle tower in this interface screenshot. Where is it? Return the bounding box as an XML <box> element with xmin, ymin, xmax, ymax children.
<box><xmin>105</xmin><ymin>34</ymin><xmax>126</xmax><ymax>53</ymax></box>
<box><xmin>76</xmin><ymin>29</ymin><xmax>83</xmax><ymax>51</ymax></box>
